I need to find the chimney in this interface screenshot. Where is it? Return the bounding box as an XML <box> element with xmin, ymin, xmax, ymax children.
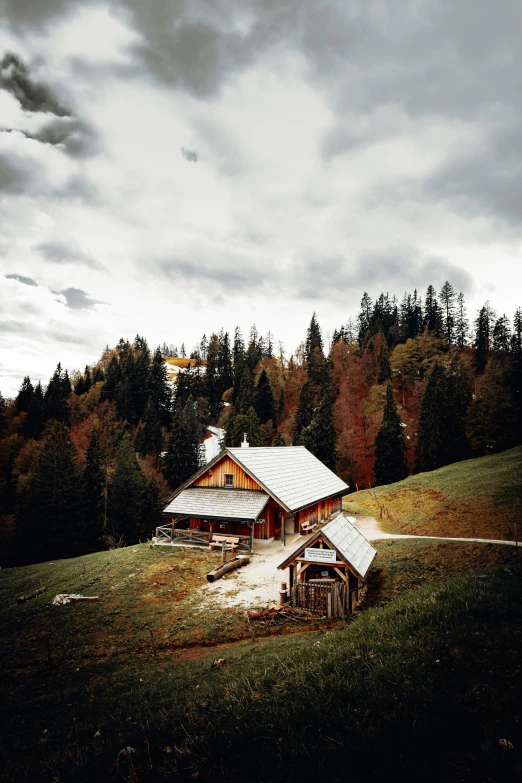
<box><xmin>241</xmin><ymin>433</ymin><xmax>249</xmax><ymax>448</ymax></box>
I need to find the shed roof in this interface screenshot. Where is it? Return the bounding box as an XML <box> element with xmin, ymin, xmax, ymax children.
<box><xmin>227</xmin><ymin>446</ymin><xmax>349</xmax><ymax>512</ymax></box>
<box><xmin>277</xmin><ymin>514</ymin><xmax>376</xmax><ymax>581</ymax></box>
<box><xmin>164</xmin><ymin>487</ymin><xmax>269</xmax><ymax>521</ymax></box>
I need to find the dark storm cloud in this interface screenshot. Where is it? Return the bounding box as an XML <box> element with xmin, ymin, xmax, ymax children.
<box><xmin>56</xmin><ymin>288</ymin><xmax>102</xmax><ymax>310</ymax></box>
<box><xmin>0</xmin><ymin>0</ymin><xmax>85</xmax><ymax>30</ymax></box>
<box><xmin>5</xmin><ymin>273</ymin><xmax>38</xmax><ymax>286</ymax></box>
<box><xmin>0</xmin><ymin>52</ymin><xmax>70</xmax><ymax>115</ymax></box>
<box><xmin>181</xmin><ymin>147</ymin><xmax>198</xmax><ymax>162</ymax></box>
<box><xmin>38</xmin><ymin>241</ymin><xmax>105</xmax><ymax>270</ymax></box>
<box><xmin>296</xmin><ymin>247</ymin><xmax>474</xmax><ymax>301</ymax></box>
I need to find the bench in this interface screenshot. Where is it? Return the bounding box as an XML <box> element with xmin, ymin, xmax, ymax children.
<box><xmin>301</xmin><ymin>523</ymin><xmax>316</xmax><ymax>534</ymax></box>
<box><xmin>209</xmin><ymin>535</ymin><xmax>240</xmax><ymax>553</ymax></box>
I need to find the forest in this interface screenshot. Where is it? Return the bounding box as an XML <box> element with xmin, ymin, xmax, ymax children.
<box><xmin>0</xmin><ymin>281</ymin><xmax>521</xmax><ymax>566</ymax></box>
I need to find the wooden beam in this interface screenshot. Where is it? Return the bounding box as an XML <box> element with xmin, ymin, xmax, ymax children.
<box><xmin>333</xmin><ymin>566</ymin><xmax>348</xmax><ymax>582</ymax></box>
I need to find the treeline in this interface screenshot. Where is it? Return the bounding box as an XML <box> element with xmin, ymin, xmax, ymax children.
<box><xmin>0</xmin><ymin>283</ymin><xmax>521</xmax><ymax>566</ymax></box>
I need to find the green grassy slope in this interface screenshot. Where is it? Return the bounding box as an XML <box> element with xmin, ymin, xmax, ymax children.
<box><xmin>344</xmin><ymin>446</ymin><xmax>522</xmax><ymax>539</ymax></box>
<box><xmin>1</xmin><ymin>538</ymin><xmax>520</xmax><ymax>782</ymax></box>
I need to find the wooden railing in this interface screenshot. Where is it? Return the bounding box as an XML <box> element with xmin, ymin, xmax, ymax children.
<box><xmin>155</xmin><ymin>525</ymin><xmax>250</xmax><ymax>551</ymax></box>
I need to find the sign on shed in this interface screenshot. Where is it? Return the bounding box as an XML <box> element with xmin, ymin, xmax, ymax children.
<box><xmin>304</xmin><ymin>547</ymin><xmax>336</xmax><ymax>563</ymax></box>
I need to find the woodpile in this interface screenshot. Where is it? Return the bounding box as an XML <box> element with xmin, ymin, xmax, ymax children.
<box><xmin>247</xmin><ymin>602</ymin><xmax>315</xmax><ymax>624</ymax></box>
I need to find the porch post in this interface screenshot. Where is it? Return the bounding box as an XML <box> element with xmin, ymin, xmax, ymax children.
<box><xmin>249</xmin><ymin>521</ymin><xmax>254</xmax><ymax>554</ymax></box>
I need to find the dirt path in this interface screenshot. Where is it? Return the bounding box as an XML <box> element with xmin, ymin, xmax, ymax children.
<box><xmin>354</xmin><ymin>516</ymin><xmax>519</xmax><ymax>547</ymax></box>
<box><xmin>201</xmin><ymin>534</ymin><xmax>303</xmax><ymax>610</ymax></box>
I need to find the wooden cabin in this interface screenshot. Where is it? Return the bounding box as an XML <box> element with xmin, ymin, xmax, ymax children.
<box><xmin>277</xmin><ymin>515</ymin><xmax>376</xmax><ymax>617</ymax></box>
<box><xmin>162</xmin><ymin>444</ymin><xmax>349</xmax><ymax>549</ymax></box>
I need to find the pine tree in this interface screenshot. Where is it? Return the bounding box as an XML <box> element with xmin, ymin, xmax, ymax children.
<box><xmin>292</xmin><ymin>381</ymin><xmax>314</xmax><ymax>445</ymax></box>
<box><xmin>357</xmin><ymin>293</ymin><xmax>373</xmax><ymax>346</ymax></box>
<box><xmin>373</xmin><ymin>384</ymin><xmax>408</xmax><ymax>486</ymax></box>
<box><xmin>300</xmin><ymin>392</ymin><xmax>337</xmax><ymax>469</ymax></box>
<box><xmin>224</xmin><ymin>406</ymin><xmax>261</xmax><ymax>447</ymax></box>
<box><xmin>81</xmin><ymin>431</ymin><xmax>105</xmax><ymax>550</ymax></box>
<box><xmin>415</xmin><ymin>362</ymin><xmax>445</xmax><ymax>472</ymax></box>
<box><xmin>377</xmin><ymin>340</ymin><xmax>392</xmax><ymax>384</ymax></box>
<box><xmin>273</xmin><ymin>431</ymin><xmax>287</xmax><ymax>446</ymax></box>
<box><xmin>102</xmin><ymin>356</ymin><xmax>121</xmax><ymax>401</ymax></box>
<box><xmin>473</xmin><ymin>302</ymin><xmax>496</xmax><ymax>373</ymax></box>
<box><xmin>439</xmin><ymin>355</ymin><xmax>472</xmax><ymax>465</ymax></box>
<box><xmin>467</xmin><ymin>359</ymin><xmax>517</xmax><ymax>455</ymax></box>
<box><xmin>206</xmin><ymin>334</ymin><xmax>222</xmax><ymax>420</ymax></box>
<box><xmin>107</xmin><ymin>433</ymin><xmax>147</xmax><ymax>544</ymax></box>
<box><xmin>16</xmin><ymin>376</ymin><xmax>34</xmax><ymax>414</ymax></box>
<box><xmin>136</xmin><ymin>399</ymin><xmax>164</xmax><ymax>460</ymax></box>
<box><xmin>439</xmin><ymin>281</ymin><xmax>457</xmax><ymax>345</ymax></box>
<box><xmin>217</xmin><ymin>330</ymin><xmax>233</xmax><ymax>397</ymax></box>
<box><xmin>0</xmin><ymin>391</ymin><xmax>6</xmax><ymax>433</ymax></box>
<box><xmin>492</xmin><ymin>315</ymin><xmax>511</xmax><ymax>353</ymax></box>
<box><xmin>305</xmin><ymin>313</ymin><xmax>325</xmax><ymax>386</ymax></box>
<box><xmin>455</xmin><ymin>292</ymin><xmax>469</xmax><ymax>348</ymax></box>
<box><xmin>24</xmin><ymin>382</ymin><xmax>45</xmax><ymax>438</ymax></box>
<box><xmin>148</xmin><ymin>347</ymin><xmax>172</xmax><ymax>426</ymax></box>
<box><xmin>254</xmin><ymin>369</ymin><xmax>275</xmax><ymax>424</ymax></box>
<box><xmin>15</xmin><ymin>422</ymin><xmax>83</xmax><ymax>563</ymax></box>
<box><xmin>44</xmin><ymin>363</ymin><xmax>70</xmax><ymax>424</ymax></box>
<box><xmin>163</xmin><ymin>397</ymin><xmax>201</xmax><ymax>489</ymax></box>
<box><xmin>424</xmin><ymin>285</ymin><xmax>443</xmax><ymax>334</ymax></box>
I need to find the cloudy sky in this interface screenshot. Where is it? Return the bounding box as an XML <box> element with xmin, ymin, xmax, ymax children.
<box><xmin>1</xmin><ymin>0</ymin><xmax>521</xmax><ymax>396</ymax></box>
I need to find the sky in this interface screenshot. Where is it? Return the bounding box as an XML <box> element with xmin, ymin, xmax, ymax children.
<box><xmin>1</xmin><ymin>0</ymin><xmax>522</xmax><ymax>397</ymax></box>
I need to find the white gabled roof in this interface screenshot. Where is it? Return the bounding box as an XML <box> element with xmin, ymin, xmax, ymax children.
<box><xmin>278</xmin><ymin>514</ymin><xmax>376</xmax><ymax>581</ymax></box>
<box><xmin>164</xmin><ymin>488</ymin><xmax>269</xmax><ymax>521</ymax></box>
<box><xmin>321</xmin><ymin>515</ymin><xmax>376</xmax><ymax>581</ymax></box>
<box><xmin>227</xmin><ymin>446</ymin><xmax>349</xmax><ymax>512</ymax></box>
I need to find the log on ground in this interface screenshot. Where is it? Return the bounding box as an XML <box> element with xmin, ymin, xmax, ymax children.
<box><xmin>206</xmin><ymin>556</ymin><xmax>250</xmax><ymax>582</ymax></box>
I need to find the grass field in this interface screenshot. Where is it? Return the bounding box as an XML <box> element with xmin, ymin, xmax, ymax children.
<box><xmin>1</xmin><ymin>535</ymin><xmax>520</xmax><ymax>781</ymax></box>
<box><xmin>344</xmin><ymin>446</ymin><xmax>522</xmax><ymax>540</ymax></box>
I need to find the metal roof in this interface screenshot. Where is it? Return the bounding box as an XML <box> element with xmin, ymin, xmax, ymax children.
<box><xmin>164</xmin><ymin>487</ymin><xmax>269</xmax><ymax>521</ymax></box>
<box><xmin>278</xmin><ymin>514</ymin><xmax>376</xmax><ymax>581</ymax></box>
<box><xmin>227</xmin><ymin>446</ymin><xmax>349</xmax><ymax>512</ymax></box>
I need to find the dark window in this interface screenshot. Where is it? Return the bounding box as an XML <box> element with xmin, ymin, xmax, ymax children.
<box><xmin>224</xmin><ymin>474</ymin><xmax>233</xmax><ymax>487</ymax></box>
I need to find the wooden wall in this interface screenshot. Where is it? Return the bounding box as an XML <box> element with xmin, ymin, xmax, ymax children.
<box><xmin>296</xmin><ymin>495</ymin><xmax>341</xmax><ymax>529</ymax></box>
<box><xmin>193</xmin><ymin>455</ymin><xmax>263</xmax><ymax>491</ymax></box>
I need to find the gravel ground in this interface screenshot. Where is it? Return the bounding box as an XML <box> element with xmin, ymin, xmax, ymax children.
<box><xmin>202</xmin><ymin>534</ymin><xmax>303</xmax><ymax>609</ymax></box>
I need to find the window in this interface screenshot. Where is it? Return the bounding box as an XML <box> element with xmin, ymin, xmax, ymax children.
<box><xmin>224</xmin><ymin>474</ymin><xmax>233</xmax><ymax>487</ymax></box>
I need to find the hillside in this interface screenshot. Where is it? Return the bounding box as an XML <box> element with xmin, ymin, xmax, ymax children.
<box><xmin>0</xmin><ymin>545</ymin><xmax>520</xmax><ymax>782</ymax></box>
<box><xmin>344</xmin><ymin>446</ymin><xmax>522</xmax><ymax>540</ymax></box>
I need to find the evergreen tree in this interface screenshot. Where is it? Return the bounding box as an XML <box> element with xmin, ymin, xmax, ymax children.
<box><xmin>206</xmin><ymin>333</ymin><xmax>222</xmax><ymax>420</ymax></box>
<box><xmin>224</xmin><ymin>406</ymin><xmax>261</xmax><ymax>447</ymax></box>
<box><xmin>439</xmin><ymin>281</ymin><xmax>457</xmax><ymax>345</ymax></box>
<box><xmin>102</xmin><ymin>356</ymin><xmax>121</xmax><ymax>401</ymax></box>
<box><xmin>200</xmin><ymin>334</ymin><xmax>208</xmax><ymax>360</ymax></box>
<box><xmin>300</xmin><ymin>391</ymin><xmax>337</xmax><ymax>469</ymax></box>
<box><xmin>357</xmin><ymin>292</ymin><xmax>373</xmax><ymax>346</ymax></box>
<box><xmin>107</xmin><ymin>433</ymin><xmax>147</xmax><ymax>544</ymax></box>
<box><xmin>24</xmin><ymin>382</ymin><xmax>45</xmax><ymax>439</ymax></box>
<box><xmin>133</xmin><ymin>335</ymin><xmax>151</xmax><ymax>421</ymax></box>
<box><xmin>423</xmin><ymin>285</ymin><xmax>443</xmax><ymax>334</ymax></box>
<box><xmin>292</xmin><ymin>381</ymin><xmax>314</xmax><ymax>445</ymax></box>
<box><xmin>467</xmin><ymin>359</ymin><xmax>517</xmax><ymax>455</ymax></box>
<box><xmin>81</xmin><ymin>431</ymin><xmax>105</xmax><ymax>550</ymax></box>
<box><xmin>16</xmin><ymin>376</ymin><xmax>34</xmax><ymax>414</ymax></box>
<box><xmin>44</xmin><ymin>363</ymin><xmax>70</xmax><ymax>424</ymax></box>
<box><xmin>233</xmin><ymin>367</ymin><xmax>254</xmax><ymax>414</ymax></box>
<box><xmin>473</xmin><ymin>302</ymin><xmax>496</xmax><ymax>373</ymax></box>
<box><xmin>163</xmin><ymin>397</ymin><xmax>201</xmax><ymax>489</ymax></box>
<box><xmin>373</xmin><ymin>384</ymin><xmax>408</xmax><ymax>486</ymax></box>
<box><xmin>305</xmin><ymin>313</ymin><xmax>325</xmax><ymax>386</ymax></box>
<box><xmin>415</xmin><ymin>363</ymin><xmax>445</xmax><ymax>472</ymax></box>
<box><xmin>217</xmin><ymin>330</ymin><xmax>233</xmax><ymax>397</ymax></box>
<box><xmin>273</xmin><ymin>431</ymin><xmax>287</xmax><ymax>446</ymax></box>
<box><xmin>0</xmin><ymin>391</ymin><xmax>6</xmax><ymax>433</ymax></box>
<box><xmin>148</xmin><ymin>347</ymin><xmax>172</xmax><ymax>426</ymax></box>
<box><xmin>439</xmin><ymin>355</ymin><xmax>472</xmax><ymax>465</ymax></box>
<box><xmin>15</xmin><ymin>422</ymin><xmax>83</xmax><ymax>563</ymax></box>
<box><xmin>377</xmin><ymin>340</ymin><xmax>392</xmax><ymax>384</ymax></box>
<box><xmin>136</xmin><ymin>399</ymin><xmax>164</xmax><ymax>460</ymax></box>
<box><xmin>455</xmin><ymin>292</ymin><xmax>469</xmax><ymax>348</ymax></box>
<box><xmin>254</xmin><ymin>369</ymin><xmax>275</xmax><ymax>424</ymax></box>
<box><xmin>492</xmin><ymin>315</ymin><xmax>511</xmax><ymax>353</ymax></box>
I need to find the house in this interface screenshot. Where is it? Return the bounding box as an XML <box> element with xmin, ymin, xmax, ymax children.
<box><xmin>162</xmin><ymin>441</ymin><xmax>350</xmax><ymax>550</ymax></box>
<box><xmin>277</xmin><ymin>515</ymin><xmax>376</xmax><ymax>616</ymax></box>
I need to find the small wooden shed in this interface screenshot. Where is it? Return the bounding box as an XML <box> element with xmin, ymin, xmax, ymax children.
<box><xmin>277</xmin><ymin>515</ymin><xmax>376</xmax><ymax>617</ymax></box>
